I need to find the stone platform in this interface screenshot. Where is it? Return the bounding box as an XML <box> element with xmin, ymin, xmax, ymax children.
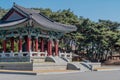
<box><xmin>33</xmin><ymin>62</ymin><xmax>67</xmax><ymax>70</ymax></box>
<box><xmin>0</xmin><ymin>62</ymin><xmax>101</xmax><ymax>72</ymax></box>
<box><xmin>0</xmin><ymin>56</ymin><xmax>101</xmax><ymax>72</ymax></box>
<box><xmin>0</xmin><ymin>62</ymin><xmax>67</xmax><ymax>71</ymax></box>
<box><xmin>0</xmin><ymin>69</ymin><xmax>79</xmax><ymax>75</ymax></box>
<box><xmin>0</xmin><ymin>56</ymin><xmax>69</xmax><ymax>71</ymax></box>
<box><xmin>0</xmin><ymin>62</ymin><xmax>32</xmax><ymax>70</ymax></box>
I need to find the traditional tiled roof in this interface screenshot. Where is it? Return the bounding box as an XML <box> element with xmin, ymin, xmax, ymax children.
<box><xmin>0</xmin><ymin>3</ymin><xmax>77</xmax><ymax>32</ymax></box>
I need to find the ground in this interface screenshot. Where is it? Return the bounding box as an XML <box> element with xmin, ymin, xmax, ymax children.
<box><xmin>0</xmin><ymin>70</ymin><xmax>120</xmax><ymax>80</ymax></box>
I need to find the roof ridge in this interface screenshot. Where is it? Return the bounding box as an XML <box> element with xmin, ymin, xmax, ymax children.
<box><xmin>13</xmin><ymin>4</ymin><xmax>29</xmax><ymax>17</ymax></box>
<box><xmin>13</xmin><ymin>4</ymin><xmax>54</xmax><ymax>22</ymax></box>
<box><xmin>14</xmin><ymin>4</ymin><xmax>39</xmax><ymax>14</ymax></box>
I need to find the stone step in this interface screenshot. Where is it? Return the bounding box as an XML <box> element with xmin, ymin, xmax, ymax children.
<box><xmin>45</xmin><ymin>56</ymin><xmax>67</xmax><ymax>63</ymax></box>
<box><xmin>67</xmin><ymin>62</ymin><xmax>92</xmax><ymax>72</ymax></box>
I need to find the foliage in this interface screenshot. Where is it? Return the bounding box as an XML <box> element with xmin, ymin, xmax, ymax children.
<box><xmin>0</xmin><ymin>7</ymin><xmax>8</xmax><ymax>19</ymax></box>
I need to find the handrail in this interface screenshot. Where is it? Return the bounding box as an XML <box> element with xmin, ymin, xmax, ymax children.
<box><xmin>0</xmin><ymin>51</ymin><xmax>47</xmax><ymax>58</ymax></box>
<box><xmin>59</xmin><ymin>52</ymin><xmax>72</xmax><ymax>58</ymax></box>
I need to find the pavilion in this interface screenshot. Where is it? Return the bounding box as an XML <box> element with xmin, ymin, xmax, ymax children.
<box><xmin>0</xmin><ymin>3</ymin><xmax>77</xmax><ymax>62</ymax></box>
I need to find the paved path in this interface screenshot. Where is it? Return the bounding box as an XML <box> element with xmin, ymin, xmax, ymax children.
<box><xmin>0</xmin><ymin>70</ymin><xmax>120</xmax><ymax>80</ymax></box>
<box><xmin>102</xmin><ymin>65</ymin><xmax>120</xmax><ymax>69</ymax></box>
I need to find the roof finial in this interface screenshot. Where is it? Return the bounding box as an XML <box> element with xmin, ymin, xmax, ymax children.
<box><xmin>13</xmin><ymin>2</ymin><xmax>16</xmax><ymax>6</ymax></box>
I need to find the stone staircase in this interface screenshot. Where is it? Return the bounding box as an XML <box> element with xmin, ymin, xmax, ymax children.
<box><xmin>67</xmin><ymin>62</ymin><xmax>92</xmax><ymax>72</ymax></box>
<box><xmin>45</xmin><ymin>56</ymin><xmax>67</xmax><ymax>64</ymax></box>
<box><xmin>61</xmin><ymin>57</ymin><xmax>70</xmax><ymax>62</ymax></box>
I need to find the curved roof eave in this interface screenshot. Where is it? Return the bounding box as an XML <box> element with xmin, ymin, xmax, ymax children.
<box><xmin>0</xmin><ymin>18</ymin><xmax>28</xmax><ymax>29</ymax></box>
<box><xmin>31</xmin><ymin>14</ymin><xmax>77</xmax><ymax>33</ymax></box>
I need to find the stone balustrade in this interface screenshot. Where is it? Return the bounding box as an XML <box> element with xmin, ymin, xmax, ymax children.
<box><xmin>0</xmin><ymin>51</ymin><xmax>47</xmax><ymax>58</ymax></box>
<box><xmin>0</xmin><ymin>51</ymin><xmax>72</xmax><ymax>62</ymax></box>
<box><xmin>59</xmin><ymin>52</ymin><xmax>72</xmax><ymax>58</ymax></box>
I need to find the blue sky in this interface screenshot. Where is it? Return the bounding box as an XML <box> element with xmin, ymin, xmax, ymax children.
<box><xmin>0</xmin><ymin>0</ymin><xmax>120</xmax><ymax>22</ymax></box>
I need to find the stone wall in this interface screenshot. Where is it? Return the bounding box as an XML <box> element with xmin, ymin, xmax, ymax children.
<box><xmin>0</xmin><ymin>57</ymin><xmax>30</xmax><ymax>62</ymax></box>
<box><xmin>0</xmin><ymin>62</ymin><xmax>67</xmax><ymax>71</ymax></box>
<box><xmin>33</xmin><ymin>63</ymin><xmax>67</xmax><ymax>70</ymax></box>
<box><xmin>0</xmin><ymin>62</ymin><xmax>32</xmax><ymax>70</ymax></box>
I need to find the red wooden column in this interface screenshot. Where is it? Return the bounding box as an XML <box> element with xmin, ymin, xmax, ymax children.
<box><xmin>10</xmin><ymin>37</ymin><xmax>14</xmax><ymax>52</ymax></box>
<box><xmin>27</xmin><ymin>35</ymin><xmax>31</xmax><ymax>52</ymax></box>
<box><xmin>47</xmin><ymin>39</ymin><xmax>52</xmax><ymax>56</ymax></box>
<box><xmin>40</xmin><ymin>38</ymin><xmax>44</xmax><ymax>52</ymax></box>
<box><xmin>47</xmin><ymin>40</ymin><xmax>50</xmax><ymax>55</ymax></box>
<box><xmin>55</xmin><ymin>40</ymin><xmax>59</xmax><ymax>56</ymax></box>
<box><xmin>18</xmin><ymin>36</ymin><xmax>22</xmax><ymax>52</ymax></box>
<box><xmin>31</xmin><ymin>39</ymin><xmax>34</xmax><ymax>51</ymax></box>
<box><xmin>3</xmin><ymin>38</ymin><xmax>6</xmax><ymax>53</ymax></box>
<box><xmin>35</xmin><ymin>37</ymin><xmax>38</xmax><ymax>52</ymax></box>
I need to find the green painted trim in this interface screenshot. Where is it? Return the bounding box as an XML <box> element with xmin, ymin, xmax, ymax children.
<box><xmin>0</xmin><ymin>27</ymin><xmax>64</xmax><ymax>39</ymax></box>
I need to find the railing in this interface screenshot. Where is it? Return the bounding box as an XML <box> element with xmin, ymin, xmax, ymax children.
<box><xmin>30</xmin><ymin>51</ymin><xmax>47</xmax><ymax>58</ymax></box>
<box><xmin>0</xmin><ymin>51</ymin><xmax>72</xmax><ymax>59</ymax></box>
<box><xmin>0</xmin><ymin>52</ymin><xmax>27</xmax><ymax>58</ymax></box>
<box><xmin>0</xmin><ymin>51</ymin><xmax>47</xmax><ymax>58</ymax></box>
<box><xmin>59</xmin><ymin>52</ymin><xmax>72</xmax><ymax>59</ymax></box>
